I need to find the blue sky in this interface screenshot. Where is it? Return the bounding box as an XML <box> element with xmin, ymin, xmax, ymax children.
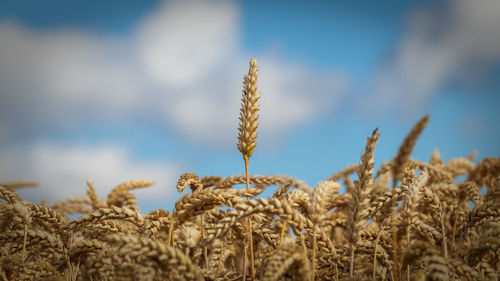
<box><xmin>0</xmin><ymin>0</ymin><xmax>499</xmax><ymax>212</ymax></box>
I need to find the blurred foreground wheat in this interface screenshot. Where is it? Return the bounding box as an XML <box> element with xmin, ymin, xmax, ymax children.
<box><xmin>1</xmin><ymin>59</ymin><xmax>499</xmax><ymax>281</ymax></box>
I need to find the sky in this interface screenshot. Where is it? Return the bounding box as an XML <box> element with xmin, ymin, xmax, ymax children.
<box><xmin>0</xmin><ymin>0</ymin><xmax>499</xmax><ymax>212</ymax></box>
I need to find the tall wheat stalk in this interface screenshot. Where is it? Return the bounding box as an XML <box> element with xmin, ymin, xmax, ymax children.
<box><xmin>237</xmin><ymin>58</ymin><xmax>261</xmax><ymax>280</ymax></box>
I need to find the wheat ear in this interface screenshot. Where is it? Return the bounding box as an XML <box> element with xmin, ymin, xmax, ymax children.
<box><xmin>347</xmin><ymin>128</ymin><xmax>380</xmax><ymax>277</ymax></box>
<box><xmin>0</xmin><ymin>185</ymin><xmax>21</xmax><ymax>203</ymax></box>
<box><xmin>0</xmin><ymin>181</ymin><xmax>38</xmax><ymax>191</ymax></box>
<box><xmin>237</xmin><ymin>58</ymin><xmax>260</xmax><ymax>279</ymax></box>
<box><xmin>392</xmin><ymin>115</ymin><xmax>429</xmax><ymax>187</ymax></box>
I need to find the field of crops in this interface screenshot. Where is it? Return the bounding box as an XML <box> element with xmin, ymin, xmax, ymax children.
<box><xmin>0</xmin><ymin>59</ymin><xmax>498</xmax><ymax>281</ymax></box>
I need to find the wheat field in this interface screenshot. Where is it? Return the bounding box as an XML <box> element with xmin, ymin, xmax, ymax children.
<box><xmin>0</xmin><ymin>59</ymin><xmax>499</xmax><ymax>281</ymax></box>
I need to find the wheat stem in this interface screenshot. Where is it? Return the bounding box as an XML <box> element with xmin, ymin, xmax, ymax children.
<box><xmin>312</xmin><ymin>231</ymin><xmax>317</xmax><ymax>281</ymax></box>
<box><xmin>244</xmin><ymin>155</ymin><xmax>256</xmax><ymax>280</ymax></box>
<box><xmin>243</xmin><ymin>245</ymin><xmax>247</xmax><ymax>281</ymax></box>
<box><xmin>300</xmin><ymin>231</ymin><xmax>307</xmax><ymax>253</ymax></box>
<box><xmin>441</xmin><ymin>208</ymin><xmax>448</xmax><ymax>259</ymax></box>
<box><xmin>373</xmin><ymin>229</ymin><xmax>382</xmax><ymax>281</ymax></box>
<box><xmin>335</xmin><ymin>264</ymin><xmax>339</xmax><ymax>281</ymax></box>
<box><xmin>201</xmin><ymin>214</ymin><xmax>209</xmax><ymax>269</ymax></box>
<box><xmin>349</xmin><ymin>245</ymin><xmax>355</xmax><ymax>277</ymax></box>
<box><xmin>168</xmin><ymin>220</ymin><xmax>174</xmax><ymax>246</ymax></box>
<box><xmin>21</xmin><ymin>223</ymin><xmax>28</xmax><ymax>264</ymax></box>
<box><xmin>406</xmin><ymin>230</ymin><xmax>410</xmax><ymax>281</ymax></box>
<box><xmin>451</xmin><ymin>198</ymin><xmax>463</xmax><ymax>253</ymax></box>
<box><xmin>66</xmin><ymin>254</ymin><xmax>74</xmax><ymax>281</ymax></box>
<box><xmin>279</xmin><ymin>220</ymin><xmax>287</xmax><ymax>247</ymax></box>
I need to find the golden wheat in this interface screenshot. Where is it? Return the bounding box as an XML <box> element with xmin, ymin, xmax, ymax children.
<box><xmin>0</xmin><ymin>59</ymin><xmax>499</xmax><ymax>281</ymax></box>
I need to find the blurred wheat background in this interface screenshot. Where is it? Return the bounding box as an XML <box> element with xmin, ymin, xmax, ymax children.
<box><xmin>0</xmin><ymin>0</ymin><xmax>499</xmax><ymax>212</ymax></box>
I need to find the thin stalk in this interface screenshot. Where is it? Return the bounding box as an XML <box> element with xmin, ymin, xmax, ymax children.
<box><xmin>216</xmin><ymin>238</ymin><xmax>226</xmax><ymax>276</ymax></box>
<box><xmin>391</xmin><ymin>223</ymin><xmax>400</xmax><ymax>281</ymax></box>
<box><xmin>451</xmin><ymin>198</ymin><xmax>464</xmax><ymax>253</ymax></box>
<box><xmin>73</xmin><ymin>259</ymin><xmax>81</xmax><ymax>281</ymax></box>
<box><xmin>335</xmin><ymin>264</ymin><xmax>339</xmax><ymax>281</ymax></box>
<box><xmin>21</xmin><ymin>223</ymin><xmax>28</xmax><ymax>264</ymax></box>
<box><xmin>312</xmin><ymin>231</ymin><xmax>317</xmax><ymax>281</ymax></box>
<box><xmin>66</xmin><ymin>255</ymin><xmax>73</xmax><ymax>281</ymax></box>
<box><xmin>441</xmin><ymin>208</ymin><xmax>448</xmax><ymax>259</ymax></box>
<box><xmin>349</xmin><ymin>245</ymin><xmax>355</xmax><ymax>277</ymax></box>
<box><xmin>406</xmin><ymin>229</ymin><xmax>410</xmax><ymax>281</ymax></box>
<box><xmin>243</xmin><ymin>246</ymin><xmax>247</xmax><ymax>281</ymax></box>
<box><xmin>456</xmin><ymin>228</ymin><xmax>467</xmax><ymax>258</ymax></box>
<box><xmin>201</xmin><ymin>214</ymin><xmax>209</xmax><ymax>269</ymax></box>
<box><xmin>373</xmin><ymin>229</ymin><xmax>382</xmax><ymax>281</ymax></box>
<box><xmin>300</xmin><ymin>232</ymin><xmax>307</xmax><ymax>253</ymax></box>
<box><xmin>168</xmin><ymin>220</ymin><xmax>174</xmax><ymax>246</ymax></box>
<box><xmin>244</xmin><ymin>156</ymin><xmax>255</xmax><ymax>280</ymax></box>
<box><xmin>279</xmin><ymin>220</ymin><xmax>287</xmax><ymax>247</ymax></box>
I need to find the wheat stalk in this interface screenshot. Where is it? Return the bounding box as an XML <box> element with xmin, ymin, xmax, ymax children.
<box><xmin>237</xmin><ymin>58</ymin><xmax>261</xmax><ymax>280</ymax></box>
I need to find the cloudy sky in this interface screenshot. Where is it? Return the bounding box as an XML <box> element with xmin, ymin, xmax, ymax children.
<box><xmin>0</xmin><ymin>0</ymin><xmax>499</xmax><ymax>212</ymax></box>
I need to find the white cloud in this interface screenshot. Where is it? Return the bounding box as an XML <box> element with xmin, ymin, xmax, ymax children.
<box><xmin>372</xmin><ymin>0</ymin><xmax>500</xmax><ymax>112</ymax></box>
<box><xmin>136</xmin><ymin>0</ymin><xmax>240</xmax><ymax>87</ymax></box>
<box><xmin>0</xmin><ymin>0</ymin><xmax>349</xmax><ymax>146</ymax></box>
<box><xmin>257</xmin><ymin>56</ymin><xmax>347</xmax><ymax>139</ymax></box>
<box><xmin>0</xmin><ymin>142</ymin><xmax>180</xmax><ymax>208</ymax></box>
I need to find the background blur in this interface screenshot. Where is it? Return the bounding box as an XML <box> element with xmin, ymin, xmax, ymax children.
<box><xmin>0</xmin><ymin>0</ymin><xmax>499</xmax><ymax>212</ymax></box>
